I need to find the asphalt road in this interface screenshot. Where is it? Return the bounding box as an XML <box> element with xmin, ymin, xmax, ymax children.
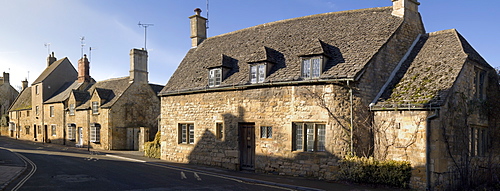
<box><xmin>0</xmin><ymin>139</ymin><xmax>286</xmax><ymax>191</ymax></box>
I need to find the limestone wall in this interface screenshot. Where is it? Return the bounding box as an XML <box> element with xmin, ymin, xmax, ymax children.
<box><xmin>161</xmin><ymin>84</ymin><xmax>357</xmax><ymax>179</ymax></box>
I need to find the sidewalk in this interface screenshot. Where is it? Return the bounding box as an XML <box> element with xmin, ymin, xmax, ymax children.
<box><xmin>0</xmin><ymin>147</ymin><xmax>26</xmax><ymax>191</ymax></box>
<box><xmin>0</xmin><ymin>137</ymin><xmax>403</xmax><ymax>191</ymax></box>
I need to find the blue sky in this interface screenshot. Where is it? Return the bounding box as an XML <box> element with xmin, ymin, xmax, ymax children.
<box><xmin>1</xmin><ymin>0</ymin><xmax>498</xmax><ymax>90</ymax></box>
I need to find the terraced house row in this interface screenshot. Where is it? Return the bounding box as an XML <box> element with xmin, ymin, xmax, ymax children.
<box><xmin>3</xmin><ymin>0</ymin><xmax>499</xmax><ymax>190</ymax></box>
<box><xmin>8</xmin><ymin>49</ymin><xmax>163</xmax><ymax>150</ymax></box>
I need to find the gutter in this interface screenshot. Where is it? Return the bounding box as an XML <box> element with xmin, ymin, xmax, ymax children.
<box><xmin>159</xmin><ymin>78</ymin><xmax>354</xmax><ymax>97</ymax></box>
<box><xmin>426</xmin><ymin>109</ymin><xmax>439</xmax><ymax>191</ymax></box>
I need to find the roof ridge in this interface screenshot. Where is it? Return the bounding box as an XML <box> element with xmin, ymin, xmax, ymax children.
<box><xmin>206</xmin><ymin>6</ymin><xmax>392</xmax><ymax>41</ymax></box>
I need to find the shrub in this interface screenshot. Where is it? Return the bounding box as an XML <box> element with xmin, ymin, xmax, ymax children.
<box><xmin>144</xmin><ymin>131</ymin><xmax>161</xmax><ymax>159</ymax></box>
<box><xmin>338</xmin><ymin>156</ymin><xmax>412</xmax><ymax>188</ymax></box>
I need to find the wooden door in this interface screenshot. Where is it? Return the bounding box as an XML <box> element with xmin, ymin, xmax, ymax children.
<box><xmin>239</xmin><ymin>123</ymin><xmax>255</xmax><ymax>170</ymax></box>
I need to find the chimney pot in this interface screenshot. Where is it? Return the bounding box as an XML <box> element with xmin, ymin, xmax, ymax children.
<box><xmin>194</xmin><ymin>8</ymin><xmax>202</xmax><ymax>15</ymax></box>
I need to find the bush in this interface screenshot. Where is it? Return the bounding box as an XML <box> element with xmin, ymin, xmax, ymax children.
<box><xmin>338</xmin><ymin>156</ymin><xmax>412</xmax><ymax>188</ymax></box>
<box><xmin>144</xmin><ymin>132</ymin><xmax>161</xmax><ymax>159</ymax></box>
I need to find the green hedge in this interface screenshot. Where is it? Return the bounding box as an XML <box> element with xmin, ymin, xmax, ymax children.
<box><xmin>338</xmin><ymin>156</ymin><xmax>412</xmax><ymax>188</ymax></box>
<box><xmin>144</xmin><ymin>131</ymin><xmax>161</xmax><ymax>159</ymax></box>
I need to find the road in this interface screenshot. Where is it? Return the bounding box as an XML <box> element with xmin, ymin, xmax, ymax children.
<box><xmin>0</xmin><ymin>138</ymin><xmax>288</xmax><ymax>191</ymax></box>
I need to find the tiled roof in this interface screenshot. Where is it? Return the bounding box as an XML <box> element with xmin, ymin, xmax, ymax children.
<box><xmin>160</xmin><ymin>6</ymin><xmax>403</xmax><ymax>95</ymax></box>
<box><xmin>76</xmin><ymin>77</ymin><xmax>131</xmax><ymax>110</ymax></box>
<box><xmin>9</xmin><ymin>87</ymin><xmax>32</xmax><ymax>111</ymax></box>
<box><xmin>32</xmin><ymin>58</ymin><xmax>72</xmax><ymax>84</ymax></box>
<box><xmin>44</xmin><ymin>81</ymin><xmax>88</xmax><ymax>104</ymax></box>
<box><xmin>375</xmin><ymin>29</ymin><xmax>489</xmax><ymax>108</ymax></box>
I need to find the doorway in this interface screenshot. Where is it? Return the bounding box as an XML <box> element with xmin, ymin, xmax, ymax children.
<box><xmin>239</xmin><ymin>123</ymin><xmax>255</xmax><ymax>170</ymax></box>
<box><xmin>127</xmin><ymin>128</ymin><xmax>140</xmax><ymax>150</ymax></box>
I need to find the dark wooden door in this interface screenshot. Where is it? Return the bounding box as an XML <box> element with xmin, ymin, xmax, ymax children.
<box><xmin>239</xmin><ymin>123</ymin><xmax>255</xmax><ymax>170</ymax></box>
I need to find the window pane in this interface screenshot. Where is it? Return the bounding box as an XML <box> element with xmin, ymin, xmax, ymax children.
<box><xmin>295</xmin><ymin>123</ymin><xmax>303</xmax><ymax>151</ymax></box>
<box><xmin>181</xmin><ymin>124</ymin><xmax>187</xmax><ymax>143</ymax></box>
<box><xmin>306</xmin><ymin>124</ymin><xmax>315</xmax><ymax>151</ymax></box>
<box><xmin>250</xmin><ymin>65</ymin><xmax>257</xmax><ymax>83</ymax></box>
<box><xmin>317</xmin><ymin>124</ymin><xmax>326</xmax><ymax>151</ymax></box>
<box><xmin>302</xmin><ymin>60</ymin><xmax>311</xmax><ymax>78</ymax></box>
<box><xmin>214</xmin><ymin>69</ymin><xmax>221</xmax><ymax>86</ymax></box>
<box><xmin>209</xmin><ymin>70</ymin><xmax>215</xmax><ymax>87</ymax></box>
<box><xmin>261</xmin><ymin>126</ymin><xmax>267</xmax><ymax>138</ymax></box>
<box><xmin>189</xmin><ymin>124</ymin><xmax>195</xmax><ymax>144</ymax></box>
<box><xmin>258</xmin><ymin>65</ymin><xmax>266</xmax><ymax>83</ymax></box>
<box><xmin>312</xmin><ymin>58</ymin><xmax>321</xmax><ymax>78</ymax></box>
<box><xmin>267</xmin><ymin>126</ymin><xmax>272</xmax><ymax>138</ymax></box>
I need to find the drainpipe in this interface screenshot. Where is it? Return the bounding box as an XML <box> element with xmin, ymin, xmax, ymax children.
<box><xmin>426</xmin><ymin>109</ymin><xmax>439</xmax><ymax>191</ymax></box>
<box><xmin>87</xmin><ymin>109</ymin><xmax>90</xmax><ymax>151</ymax></box>
<box><xmin>347</xmin><ymin>80</ymin><xmax>354</xmax><ymax>155</ymax></box>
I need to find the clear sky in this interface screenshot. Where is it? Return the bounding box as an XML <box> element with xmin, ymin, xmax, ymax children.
<box><xmin>1</xmin><ymin>0</ymin><xmax>498</xmax><ymax>90</ymax></box>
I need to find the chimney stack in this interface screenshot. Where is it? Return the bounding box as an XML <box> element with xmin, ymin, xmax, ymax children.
<box><xmin>129</xmin><ymin>48</ymin><xmax>148</xmax><ymax>84</ymax></box>
<box><xmin>189</xmin><ymin>8</ymin><xmax>207</xmax><ymax>48</ymax></box>
<box><xmin>47</xmin><ymin>52</ymin><xmax>56</xmax><ymax>67</ymax></box>
<box><xmin>77</xmin><ymin>54</ymin><xmax>91</xmax><ymax>83</ymax></box>
<box><xmin>22</xmin><ymin>79</ymin><xmax>28</xmax><ymax>90</ymax></box>
<box><xmin>392</xmin><ymin>0</ymin><xmax>420</xmax><ymax>20</ymax></box>
<box><xmin>2</xmin><ymin>72</ymin><xmax>9</xmax><ymax>85</ymax></box>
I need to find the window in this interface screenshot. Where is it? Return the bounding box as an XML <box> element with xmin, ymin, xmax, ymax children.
<box><xmin>92</xmin><ymin>101</ymin><xmax>99</xmax><ymax>114</ymax></box>
<box><xmin>474</xmin><ymin>68</ymin><xmax>486</xmax><ymax>100</ymax></box>
<box><xmin>216</xmin><ymin>122</ymin><xmax>224</xmax><ymax>140</ymax></box>
<box><xmin>90</xmin><ymin>123</ymin><xmax>101</xmax><ymax>143</ymax></box>
<box><xmin>25</xmin><ymin>125</ymin><xmax>30</xmax><ymax>135</ymax></box>
<box><xmin>208</xmin><ymin>68</ymin><xmax>222</xmax><ymax>87</ymax></box>
<box><xmin>50</xmin><ymin>106</ymin><xmax>54</xmax><ymax>117</ymax></box>
<box><xmin>69</xmin><ymin>104</ymin><xmax>75</xmax><ymax>115</ymax></box>
<box><xmin>67</xmin><ymin>124</ymin><xmax>76</xmax><ymax>140</ymax></box>
<box><xmin>260</xmin><ymin>126</ymin><xmax>273</xmax><ymax>139</ymax></box>
<box><xmin>471</xmin><ymin>126</ymin><xmax>489</xmax><ymax>157</ymax></box>
<box><xmin>179</xmin><ymin>123</ymin><xmax>195</xmax><ymax>144</ymax></box>
<box><xmin>51</xmin><ymin>125</ymin><xmax>57</xmax><ymax>136</ymax></box>
<box><xmin>301</xmin><ymin>57</ymin><xmax>323</xmax><ymax>79</ymax></box>
<box><xmin>35</xmin><ymin>106</ymin><xmax>39</xmax><ymax>116</ymax></box>
<box><xmin>250</xmin><ymin>64</ymin><xmax>266</xmax><ymax>83</ymax></box>
<box><xmin>26</xmin><ymin>110</ymin><xmax>30</xmax><ymax>117</ymax></box>
<box><xmin>292</xmin><ymin>122</ymin><xmax>326</xmax><ymax>152</ymax></box>
<box><xmin>36</xmin><ymin>85</ymin><xmax>39</xmax><ymax>95</ymax></box>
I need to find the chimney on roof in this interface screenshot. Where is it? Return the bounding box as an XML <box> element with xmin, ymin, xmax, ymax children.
<box><xmin>77</xmin><ymin>54</ymin><xmax>91</xmax><ymax>83</ymax></box>
<box><xmin>22</xmin><ymin>79</ymin><xmax>28</xmax><ymax>90</ymax></box>
<box><xmin>47</xmin><ymin>52</ymin><xmax>56</xmax><ymax>67</ymax></box>
<box><xmin>189</xmin><ymin>8</ymin><xmax>207</xmax><ymax>48</ymax></box>
<box><xmin>392</xmin><ymin>0</ymin><xmax>420</xmax><ymax>19</ymax></box>
<box><xmin>2</xmin><ymin>72</ymin><xmax>9</xmax><ymax>85</ymax></box>
<box><xmin>129</xmin><ymin>48</ymin><xmax>148</xmax><ymax>84</ymax></box>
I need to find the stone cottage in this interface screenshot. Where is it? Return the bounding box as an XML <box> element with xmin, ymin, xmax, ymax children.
<box><xmin>158</xmin><ymin>0</ymin><xmax>499</xmax><ymax>190</ymax></box>
<box><xmin>8</xmin><ymin>49</ymin><xmax>163</xmax><ymax>150</ymax></box>
<box><xmin>371</xmin><ymin>29</ymin><xmax>500</xmax><ymax>189</ymax></box>
<box><xmin>0</xmin><ymin>72</ymin><xmax>19</xmax><ymax>135</ymax></box>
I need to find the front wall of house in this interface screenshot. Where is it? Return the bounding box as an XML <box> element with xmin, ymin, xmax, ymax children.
<box><xmin>109</xmin><ymin>83</ymin><xmax>161</xmax><ymax>150</ymax></box>
<box><xmin>7</xmin><ymin>110</ymin><xmax>32</xmax><ymax>139</ymax></box>
<box><xmin>373</xmin><ymin>110</ymin><xmax>429</xmax><ymax>189</ymax></box>
<box><xmin>43</xmin><ymin>103</ymin><xmax>66</xmax><ymax>144</ymax></box>
<box><xmin>161</xmin><ymin>84</ymin><xmax>355</xmax><ymax>179</ymax></box>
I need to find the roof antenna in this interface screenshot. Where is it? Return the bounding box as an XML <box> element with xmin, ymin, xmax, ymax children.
<box><xmin>44</xmin><ymin>43</ymin><xmax>51</xmax><ymax>55</ymax></box>
<box><xmin>138</xmin><ymin>22</ymin><xmax>154</xmax><ymax>50</ymax></box>
<box><xmin>80</xmin><ymin>36</ymin><xmax>86</xmax><ymax>58</ymax></box>
<box><xmin>206</xmin><ymin>0</ymin><xmax>210</xmax><ymax>30</ymax></box>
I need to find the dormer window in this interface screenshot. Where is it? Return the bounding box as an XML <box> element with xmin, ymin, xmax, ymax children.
<box><xmin>250</xmin><ymin>64</ymin><xmax>267</xmax><ymax>83</ymax></box>
<box><xmin>301</xmin><ymin>56</ymin><xmax>324</xmax><ymax>79</ymax></box>
<box><xmin>208</xmin><ymin>68</ymin><xmax>222</xmax><ymax>87</ymax></box>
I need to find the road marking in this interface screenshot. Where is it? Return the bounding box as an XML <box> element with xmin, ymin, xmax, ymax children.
<box><xmin>105</xmin><ymin>154</ymin><xmax>146</xmax><ymax>163</ymax></box>
<box><xmin>11</xmin><ymin>152</ymin><xmax>37</xmax><ymax>191</ymax></box>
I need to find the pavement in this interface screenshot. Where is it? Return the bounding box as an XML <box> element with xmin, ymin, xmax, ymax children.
<box><xmin>0</xmin><ymin>136</ymin><xmax>402</xmax><ymax>191</ymax></box>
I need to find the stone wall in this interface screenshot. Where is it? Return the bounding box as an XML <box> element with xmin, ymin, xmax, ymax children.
<box><xmin>161</xmin><ymin>84</ymin><xmax>357</xmax><ymax>179</ymax></box>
